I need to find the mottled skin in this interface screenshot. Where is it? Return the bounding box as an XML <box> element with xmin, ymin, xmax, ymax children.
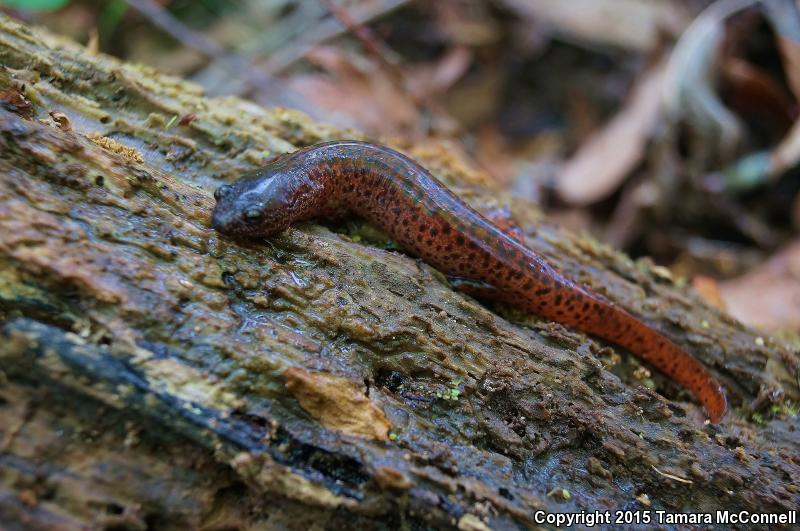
<box><xmin>211</xmin><ymin>141</ymin><xmax>727</xmax><ymax>423</ymax></box>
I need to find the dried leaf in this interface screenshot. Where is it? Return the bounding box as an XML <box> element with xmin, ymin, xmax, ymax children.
<box><xmin>722</xmin><ymin>56</ymin><xmax>795</xmax><ymax>136</ymax></box>
<box><xmin>501</xmin><ymin>0</ymin><xmax>687</xmax><ymax>51</ymax></box>
<box><xmin>691</xmin><ymin>275</ymin><xmax>726</xmax><ymax>311</ymax></box>
<box><xmin>719</xmin><ymin>241</ymin><xmax>800</xmax><ymax>331</ymax></box>
<box><xmin>406</xmin><ymin>45</ymin><xmax>473</xmax><ymax>98</ymax></box>
<box><xmin>287</xmin><ymin>46</ymin><xmax>418</xmax><ymax>136</ymax></box>
<box><xmin>556</xmin><ymin>61</ymin><xmax>667</xmax><ymax>205</ymax></box>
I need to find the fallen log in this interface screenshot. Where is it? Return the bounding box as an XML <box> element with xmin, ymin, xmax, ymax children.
<box><xmin>0</xmin><ymin>14</ymin><xmax>798</xmax><ymax>529</ymax></box>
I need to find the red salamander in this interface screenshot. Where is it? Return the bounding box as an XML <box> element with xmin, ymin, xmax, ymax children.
<box><xmin>211</xmin><ymin>140</ymin><xmax>727</xmax><ymax>423</ymax></box>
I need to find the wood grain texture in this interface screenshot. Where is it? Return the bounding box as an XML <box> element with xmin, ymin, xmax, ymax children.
<box><xmin>0</xmin><ymin>14</ymin><xmax>798</xmax><ymax>530</ymax></box>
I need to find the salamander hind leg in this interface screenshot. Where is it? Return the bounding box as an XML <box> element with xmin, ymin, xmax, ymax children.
<box><xmin>447</xmin><ymin>277</ymin><xmax>505</xmax><ymax>302</ymax></box>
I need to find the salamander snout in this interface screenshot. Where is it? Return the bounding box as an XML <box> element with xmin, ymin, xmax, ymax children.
<box><xmin>211</xmin><ymin>160</ymin><xmax>329</xmax><ymax>239</ymax></box>
<box><xmin>211</xmin><ymin>176</ymin><xmax>297</xmax><ymax>239</ymax></box>
<box><xmin>211</xmin><ymin>181</ymin><xmax>265</xmax><ymax>235</ymax></box>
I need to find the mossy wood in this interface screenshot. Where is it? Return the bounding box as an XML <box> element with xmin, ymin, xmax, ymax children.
<box><xmin>0</xmin><ymin>15</ymin><xmax>797</xmax><ymax>530</ymax></box>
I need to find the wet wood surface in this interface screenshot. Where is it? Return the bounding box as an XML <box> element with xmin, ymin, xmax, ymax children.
<box><xmin>0</xmin><ymin>14</ymin><xmax>798</xmax><ymax>530</ymax></box>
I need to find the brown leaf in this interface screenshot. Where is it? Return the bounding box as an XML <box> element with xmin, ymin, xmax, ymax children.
<box><xmin>556</xmin><ymin>60</ymin><xmax>667</xmax><ymax>206</ymax></box>
<box><xmin>500</xmin><ymin>0</ymin><xmax>687</xmax><ymax>51</ymax></box>
<box><xmin>691</xmin><ymin>275</ymin><xmax>726</xmax><ymax>312</ymax></box>
<box><xmin>406</xmin><ymin>45</ymin><xmax>473</xmax><ymax>98</ymax></box>
<box><xmin>287</xmin><ymin>46</ymin><xmax>418</xmax><ymax>136</ymax></box>
<box><xmin>722</xmin><ymin>56</ymin><xmax>795</xmax><ymax>136</ymax></box>
<box><xmin>719</xmin><ymin>241</ymin><xmax>800</xmax><ymax>331</ymax></box>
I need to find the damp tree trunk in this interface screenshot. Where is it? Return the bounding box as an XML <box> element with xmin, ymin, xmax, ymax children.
<box><xmin>0</xmin><ymin>15</ymin><xmax>798</xmax><ymax>530</ymax></box>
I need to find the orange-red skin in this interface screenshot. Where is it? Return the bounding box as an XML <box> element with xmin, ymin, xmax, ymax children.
<box><xmin>211</xmin><ymin>141</ymin><xmax>727</xmax><ymax>423</ymax></box>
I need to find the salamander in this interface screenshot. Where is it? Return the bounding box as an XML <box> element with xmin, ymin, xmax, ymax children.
<box><xmin>211</xmin><ymin>140</ymin><xmax>727</xmax><ymax>423</ymax></box>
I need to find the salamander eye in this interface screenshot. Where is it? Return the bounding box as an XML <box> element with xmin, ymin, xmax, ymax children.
<box><xmin>214</xmin><ymin>184</ymin><xmax>233</xmax><ymax>201</ymax></box>
<box><xmin>244</xmin><ymin>207</ymin><xmax>262</xmax><ymax>220</ymax></box>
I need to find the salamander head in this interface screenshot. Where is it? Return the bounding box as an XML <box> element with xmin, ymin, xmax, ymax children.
<box><xmin>212</xmin><ymin>164</ymin><xmax>315</xmax><ymax>239</ymax></box>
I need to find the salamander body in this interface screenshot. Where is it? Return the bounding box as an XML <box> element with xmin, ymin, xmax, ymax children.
<box><xmin>211</xmin><ymin>140</ymin><xmax>727</xmax><ymax>422</ymax></box>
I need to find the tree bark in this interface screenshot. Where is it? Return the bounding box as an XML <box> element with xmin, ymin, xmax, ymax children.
<box><xmin>0</xmin><ymin>14</ymin><xmax>798</xmax><ymax>530</ymax></box>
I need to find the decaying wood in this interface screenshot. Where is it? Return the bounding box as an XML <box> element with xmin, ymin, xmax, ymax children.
<box><xmin>0</xmin><ymin>14</ymin><xmax>798</xmax><ymax>530</ymax></box>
